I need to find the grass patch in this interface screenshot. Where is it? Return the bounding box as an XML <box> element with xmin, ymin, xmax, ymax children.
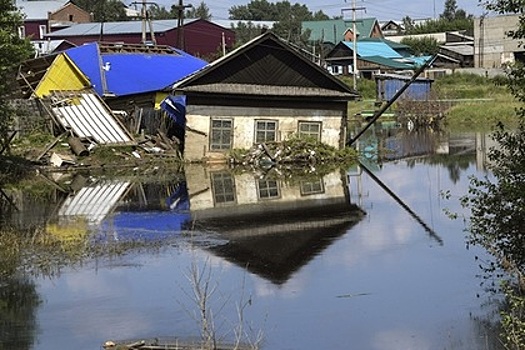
<box><xmin>432</xmin><ymin>73</ymin><xmax>520</xmax><ymax>126</ymax></box>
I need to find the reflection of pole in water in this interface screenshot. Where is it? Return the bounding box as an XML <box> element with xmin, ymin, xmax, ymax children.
<box><xmin>0</xmin><ymin>188</ymin><xmax>19</xmax><ymax>211</ymax></box>
<box><xmin>359</xmin><ymin>162</ymin><xmax>444</xmax><ymax>245</ymax></box>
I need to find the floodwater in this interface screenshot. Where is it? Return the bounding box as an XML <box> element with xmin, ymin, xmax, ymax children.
<box><xmin>1</xmin><ymin>125</ymin><xmax>505</xmax><ymax>350</ymax></box>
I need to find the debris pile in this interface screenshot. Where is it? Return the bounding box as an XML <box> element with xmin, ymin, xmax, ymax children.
<box><xmin>229</xmin><ymin>137</ymin><xmax>357</xmax><ymax>166</ymax></box>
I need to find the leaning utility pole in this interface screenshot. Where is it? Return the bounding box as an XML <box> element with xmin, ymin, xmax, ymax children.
<box><xmin>173</xmin><ymin>0</ymin><xmax>192</xmax><ymax>50</ymax></box>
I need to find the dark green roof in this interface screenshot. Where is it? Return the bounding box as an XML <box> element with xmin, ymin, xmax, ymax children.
<box><xmin>302</xmin><ymin>17</ymin><xmax>380</xmax><ymax>43</ymax></box>
<box><xmin>344</xmin><ymin>17</ymin><xmax>378</xmax><ymax>38</ymax></box>
<box><xmin>302</xmin><ymin>20</ymin><xmax>348</xmax><ymax>44</ymax></box>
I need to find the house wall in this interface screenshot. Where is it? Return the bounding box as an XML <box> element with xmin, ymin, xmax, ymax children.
<box><xmin>50</xmin><ymin>4</ymin><xmax>92</xmax><ymax>23</ymax></box>
<box><xmin>23</xmin><ymin>19</ymin><xmax>48</xmax><ymax>39</ymax></box>
<box><xmin>183</xmin><ymin>105</ymin><xmax>346</xmax><ymax>163</ymax></box>
<box><xmin>474</xmin><ymin>15</ymin><xmax>524</xmax><ymax>68</ymax></box>
<box><xmin>183</xmin><ymin>20</ymin><xmax>235</xmax><ymax>59</ymax></box>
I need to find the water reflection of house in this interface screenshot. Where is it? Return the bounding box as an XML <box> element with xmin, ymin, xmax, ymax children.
<box><xmin>185</xmin><ymin>165</ymin><xmax>365</xmax><ymax>284</ymax></box>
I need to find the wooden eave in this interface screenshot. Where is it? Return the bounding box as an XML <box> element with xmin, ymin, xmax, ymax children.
<box><xmin>177</xmin><ymin>83</ymin><xmax>356</xmax><ymax>100</ymax></box>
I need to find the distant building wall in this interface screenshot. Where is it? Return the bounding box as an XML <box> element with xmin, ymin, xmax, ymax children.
<box><xmin>50</xmin><ymin>3</ymin><xmax>92</xmax><ymax>23</ymax></box>
<box><xmin>474</xmin><ymin>14</ymin><xmax>524</xmax><ymax>68</ymax></box>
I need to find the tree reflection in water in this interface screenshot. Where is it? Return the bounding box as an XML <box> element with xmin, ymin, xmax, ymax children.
<box><xmin>462</xmin><ymin>121</ymin><xmax>525</xmax><ymax>349</ymax></box>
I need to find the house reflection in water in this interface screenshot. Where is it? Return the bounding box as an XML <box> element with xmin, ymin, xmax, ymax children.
<box><xmin>185</xmin><ymin>165</ymin><xmax>365</xmax><ymax>285</ymax></box>
<box><xmin>50</xmin><ymin>166</ymin><xmax>364</xmax><ymax>284</ymax></box>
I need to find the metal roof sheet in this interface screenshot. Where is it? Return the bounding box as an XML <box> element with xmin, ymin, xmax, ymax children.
<box><xmin>16</xmin><ymin>0</ymin><xmax>67</xmax><ymax>20</ymax></box>
<box><xmin>360</xmin><ymin>56</ymin><xmax>414</xmax><ymax>69</ymax></box>
<box><xmin>302</xmin><ymin>20</ymin><xmax>348</xmax><ymax>43</ymax></box>
<box><xmin>46</xmin><ymin>19</ymin><xmax>200</xmax><ymax>37</ymax></box>
<box><xmin>50</xmin><ymin>91</ymin><xmax>134</xmax><ymax>144</ymax></box>
<box><xmin>342</xmin><ymin>41</ymin><xmax>402</xmax><ymax>58</ymax></box>
<box><xmin>65</xmin><ymin>43</ymin><xmax>207</xmax><ymax>97</ymax></box>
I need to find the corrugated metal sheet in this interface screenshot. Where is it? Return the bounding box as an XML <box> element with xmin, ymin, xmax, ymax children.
<box><xmin>59</xmin><ymin>181</ymin><xmax>131</xmax><ymax>224</ymax></box>
<box><xmin>51</xmin><ymin>91</ymin><xmax>134</xmax><ymax>144</ymax></box>
<box><xmin>45</xmin><ymin>19</ymin><xmax>197</xmax><ymax>37</ymax></box>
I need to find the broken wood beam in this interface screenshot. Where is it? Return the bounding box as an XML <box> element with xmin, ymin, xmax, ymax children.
<box><xmin>34</xmin><ymin>131</ymin><xmax>70</xmax><ymax>162</ymax></box>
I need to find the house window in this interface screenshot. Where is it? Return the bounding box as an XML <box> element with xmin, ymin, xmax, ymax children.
<box><xmin>210</xmin><ymin>118</ymin><xmax>232</xmax><ymax>150</ymax></box>
<box><xmin>257</xmin><ymin>179</ymin><xmax>280</xmax><ymax>199</ymax></box>
<box><xmin>69</xmin><ymin>14</ymin><xmax>74</xmax><ymax>21</ymax></box>
<box><xmin>39</xmin><ymin>25</ymin><xmax>47</xmax><ymax>39</ymax></box>
<box><xmin>300</xmin><ymin>179</ymin><xmax>324</xmax><ymax>196</ymax></box>
<box><xmin>255</xmin><ymin>120</ymin><xmax>277</xmax><ymax>143</ymax></box>
<box><xmin>211</xmin><ymin>172</ymin><xmax>236</xmax><ymax>205</ymax></box>
<box><xmin>298</xmin><ymin>121</ymin><xmax>322</xmax><ymax>141</ymax></box>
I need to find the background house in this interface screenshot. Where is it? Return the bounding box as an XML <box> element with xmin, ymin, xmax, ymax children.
<box><xmin>45</xmin><ymin>18</ymin><xmax>236</xmax><ymax>59</ymax></box>
<box><xmin>16</xmin><ymin>0</ymin><xmax>91</xmax><ymax>40</ymax></box>
<box><xmin>171</xmin><ymin>31</ymin><xmax>358</xmax><ymax>163</ymax></box>
<box><xmin>324</xmin><ymin>40</ymin><xmax>414</xmax><ymax>78</ymax></box>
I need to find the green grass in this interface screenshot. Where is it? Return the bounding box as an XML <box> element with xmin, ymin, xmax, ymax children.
<box><xmin>435</xmin><ymin>73</ymin><xmax>521</xmax><ymax>127</ymax></box>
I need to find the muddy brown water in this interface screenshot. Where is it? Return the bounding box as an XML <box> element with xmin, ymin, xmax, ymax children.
<box><xmin>0</xmin><ymin>127</ymin><xmax>504</xmax><ymax>350</ymax></box>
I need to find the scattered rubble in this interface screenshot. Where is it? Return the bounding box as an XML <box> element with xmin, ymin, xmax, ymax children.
<box><xmin>229</xmin><ymin>137</ymin><xmax>358</xmax><ymax>166</ymax></box>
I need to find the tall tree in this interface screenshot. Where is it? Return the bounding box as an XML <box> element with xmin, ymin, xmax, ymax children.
<box><xmin>0</xmin><ymin>0</ymin><xmax>33</xmax><ymax>154</ymax></box>
<box><xmin>441</xmin><ymin>0</ymin><xmax>458</xmax><ymax>21</ymax></box>
<box><xmin>229</xmin><ymin>0</ymin><xmax>328</xmax><ymax>46</ymax></box>
<box><xmin>185</xmin><ymin>1</ymin><xmax>212</xmax><ymax>20</ymax></box>
<box><xmin>72</xmin><ymin>0</ymin><xmax>128</xmax><ymax>22</ymax></box>
<box><xmin>148</xmin><ymin>5</ymin><xmax>173</xmax><ymax>19</ymax></box>
<box><xmin>400</xmin><ymin>36</ymin><xmax>440</xmax><ymax>56</ymax></box>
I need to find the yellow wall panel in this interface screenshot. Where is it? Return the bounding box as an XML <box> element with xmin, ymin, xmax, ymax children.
<box><xmin>35</xmin><ymin>54</ymin><xmax>91</xmax><ymax>98</ymax></box>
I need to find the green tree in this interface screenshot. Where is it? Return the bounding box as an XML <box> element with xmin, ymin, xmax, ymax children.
<box><xmin>0</xmin><ymin>0</ymin><xmax>33</xmax><ymax>154</ymax></box>
<box><xmin>229</xmin><ymin>0</ymin><xmax>328</xmax><ymax>46</ymax></box>
<box><xmin>231</xmin><ymin>21</ymin><xmax>269</xmax><ymax>46</ymax></box>
<box><xmin>72</xmin><ymin>0</ymin><xmax>128</xmax><ymax>22</ymax></box>
<box><xmin>229</xmin><ymin>0</ymin><xmax>278</xmax><ymax>20</ymax></box>
<box><xmin>402</xmin><ymin>15</ymin><xmax>415</xmax><ymax>31</ymax></box>
<box><xmin>148</xmin><ymin>5</ymin><xmax>173</xmax><ymax>19</ymax></box>
<box><xmin>441</xmin><ymin>0</ymin><xmax>458</xmax><ymax>21</ymax></box>
<box><xmin>400</xmin><ymin>36</ymin><xmax>440</xmax><ymax>56</ymax></box>
<box><xmin>460</xmin><ymin>1</ymin><xmax>525</xmax><ymax>348</ymax></box>
<box><xmin>185</xmin><ymin>1</ymin><xmax>212</xmax><ymax>20</ymax></box>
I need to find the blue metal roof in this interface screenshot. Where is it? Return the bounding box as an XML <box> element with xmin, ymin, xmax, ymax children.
<box><xmin>64</xmin><ymin>43</ymin><xmax>208</xmax><ymax>97</ymax></box>
<box><xmin>343</xmin><ymin>41</ymin><xmax>402</xmax><ymax>59</ymax></box>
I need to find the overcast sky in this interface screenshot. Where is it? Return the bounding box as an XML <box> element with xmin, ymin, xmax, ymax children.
<box><xmin>143</xmin><ymin>0</ymin><xmax>487</xmax><ymax>22</ymax></box>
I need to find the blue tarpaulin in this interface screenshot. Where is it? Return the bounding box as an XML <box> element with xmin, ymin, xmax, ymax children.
<box><xmin>160</xmin><ymin>95</ymin><xmax>186</xmax><ymax>127</ymax></box>
<box><xmin>65</xmin><ymin>43</ymin><xmax>207</xmax><ymax>97</ymax></box>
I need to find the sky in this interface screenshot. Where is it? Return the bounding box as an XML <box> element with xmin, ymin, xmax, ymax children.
<box><xmin>142</xmin><ymin>0</ymin><xmax>486</xmax><ymax>22</ymax></box>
